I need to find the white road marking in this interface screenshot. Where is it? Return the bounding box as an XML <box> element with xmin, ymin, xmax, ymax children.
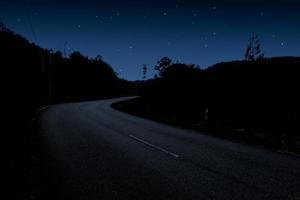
<box><xmin>37</xmin><ymin>106</ymin><xmax>50</xmax><ymax>113</ymax></box>
<box><xmin>30</xmin><ymin>106</ymin><xmax>51</xmax><ymax>128</ymax></box>
<box><xmin>129</xmin><ymin>135</ymin><xmax>180</xmax><ymax>158</ymax></box>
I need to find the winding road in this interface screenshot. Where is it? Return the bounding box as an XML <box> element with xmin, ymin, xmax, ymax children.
<box><xmin>37</xmin><ymin>97</ymin><xmax>300</xmax><ymax>200</ymax></box>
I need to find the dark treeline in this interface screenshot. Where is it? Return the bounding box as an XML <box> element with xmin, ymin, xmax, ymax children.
<box><xmin>121</xmin><ymin>56</ymin><xmax>300</xmax><ymax>150</ymax></box>
<box><xmin>51</xmin><ymin>51</ymin><xmax>135</xmax><ymax>102</ymax></box>
<box><xmin>1</xmin><ymin>23</ymin><xmax>134</xmax><ymax>199</ymax></box>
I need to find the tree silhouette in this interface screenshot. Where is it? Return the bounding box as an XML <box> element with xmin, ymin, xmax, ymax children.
<box><xmin>155</xmin><ymin>57</ymin><xmax>172</xmax><ymax>77</ymax></box>
<box><xmin>245</xmin><ymin>33</ymin><xmax>265</xmax><ymax>61</ymax></box>
<box><xmin>0</xmin><ymin>22</ymin><xmax>12</xmax><ymax>33</ymax></box>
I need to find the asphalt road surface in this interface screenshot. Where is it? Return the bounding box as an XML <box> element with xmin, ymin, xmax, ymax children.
<box><xmin>37</xmin><ymin>97</ymin><xmax>300</xmax><ymax>200</ymax></box>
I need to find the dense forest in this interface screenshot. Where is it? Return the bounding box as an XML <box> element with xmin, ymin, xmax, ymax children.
<box><xmin>1</xmin><ymin>23</ymin><xmax>134</xmax><ymax>199</ymax></box>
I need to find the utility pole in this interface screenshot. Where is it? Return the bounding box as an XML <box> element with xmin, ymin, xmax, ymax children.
<box><xmin>48</xmin><ymin>49</ymin><xmax>53</xmax><ymax>103</ymax></box>
<box><xmin>142</xmin><ymin>64</ymin><xmax>147</xmax><ymax>80</ymax></box>
<box><xmin>135</xmin><ymin>81</ymin><xmax>139</xmax><ymax>95</ymax></box>
<box><xmin>41</xmin><ymin>52</ymin><xmax>45</xmax><ymax>73</ymax></box>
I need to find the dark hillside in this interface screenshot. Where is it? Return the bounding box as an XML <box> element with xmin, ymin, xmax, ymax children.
<box><xmin>114</xmin><ymin>57</ymin><xmax>300</xmax><ymax>151</ymax></box>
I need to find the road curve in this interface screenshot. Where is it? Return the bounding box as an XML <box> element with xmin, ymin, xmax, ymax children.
<box><xmin>37</xmin><ymin>97</ymin><xmax>300</xmax><ymax>200</ymax></box>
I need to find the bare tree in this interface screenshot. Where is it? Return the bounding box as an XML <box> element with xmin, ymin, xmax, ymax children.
<box><xmin>245</xmin><ymin>33</ymin><xmax>265</xmax><ymax>61</ymax></box>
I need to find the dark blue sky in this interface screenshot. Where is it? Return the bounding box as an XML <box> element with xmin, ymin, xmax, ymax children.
<box><xmin>1</xmin><ymin>0</ymin><xmax>300</xmax><ymax>80</ymax></box>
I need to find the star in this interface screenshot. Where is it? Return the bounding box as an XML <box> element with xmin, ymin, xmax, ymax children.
<box><xmin>129</xmin><ymin>45</ymin><xmax>134</xmax><ymax>49</ymax></box>
<box><xmin>163</xmin><ymin>12</ymin><xmax>168</xmax><ymax>16</ymax></box>
<box><xmin>95</xmin><ymin>15</ymin><xmax>99</xmax><ymax>18</ymax></box>
<box><xmin>280</xmin><ymin>42</ymin><xmax>285</xmax><ymax>46</ymax></box>
<box><xmin>212</xmin><ymin>6</ymin><xmax>217</xmax><ymax>10</ymax></box>
<box><xmin>212</xmin><ymin>32</ymin><xmax>217</xmax><ymax>36</ymax></box>
<box><xmin>77</xmin><ymin>25</ymin><xmax>81</xmax><ymax>29</ymax></box>
<box><xmin>260</xmin><ymin>11</ymin><xmax>264</xmax><ymax>16</ymax></box>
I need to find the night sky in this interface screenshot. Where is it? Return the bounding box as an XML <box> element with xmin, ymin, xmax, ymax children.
<box><xmin>1</xmin><ymin>0</ymin><xmax>300</xmax><ymax>80</ymax></box>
